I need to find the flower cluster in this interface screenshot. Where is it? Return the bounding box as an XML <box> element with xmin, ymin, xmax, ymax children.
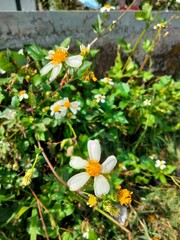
<box><xmin>67</xmin><ymin>139</ymin><xmax>117</xmax><ymax>197</ymax></box>
<box><xmin>50</xmin><ymin>97</ymin><xmax>81</xmax><ymax>119</ymax></box>
<box><xmin>22</xmin><ymin>169</ymin><xmax>33</xmax><ymax>186</ymax></box>
<box><xmin>118</xmin><ymin>188</ymin><xmax>133</xmax><ymax>205</ymax></box>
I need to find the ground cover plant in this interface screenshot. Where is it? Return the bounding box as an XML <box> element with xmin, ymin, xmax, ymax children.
<box><xmin>0</xmin><ymin>2</ymin><xmax>180</xmax><ymax>240</ymax></box>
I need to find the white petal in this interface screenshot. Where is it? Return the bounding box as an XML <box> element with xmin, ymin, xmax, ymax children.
<box><xmin>40</xmin><ymin>62</ymin><xmax>54</xmax><ymax>76</ymax></box>
<box><xmin>87</xmin><ymin>140</ymin><xmax>101</xmax><ymax>162</ymax></box>
<box><xmin>66</xmin><ymin>55</ymin><xmax>83</xmax><ymax>68</ymax></box>
<box><xmin>70</xmin><ymin>157</ymin><xmax>87</xmax><ymax>169</ymax></box>
<box><xmin>70</xmin><ymin>102</ymin><xmax>81</xmax><ymax>114</ymax></box>
<box><xmin>50</xmin><ymin>64</ymin><xmax>62</xmax><ymax>81</ymax></box>
<box><xmin>101</xmin><ymin>155</ymin><xmax>117</xmax><ymax>173</ymax></box>
<box><xmin>94</xmin><ymin>175</ymin><xmax>110</xmax><ymax>197</ymax></box>
<box><xmin>67</xmin><ymin>172</ymin><xmax>90</xmax><ymax>191</ymax></box>
<box><xmin>54</xmin><ymin>112</ymin><xmax>63</xmax><ymax>119</ymax></box>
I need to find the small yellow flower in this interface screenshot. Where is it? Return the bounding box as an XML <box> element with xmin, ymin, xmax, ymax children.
<box><xmin>80</xmin><ymin>44</ymin><xmax>90</xmax><ymax>56</ymax></box>
<box><xmin>22</xmin><ymin>169</ymin><xmax>33</xmax><ymax>186</ymax></box>
<box><xmin>153</xmin><ymin>22</ymin><xmax>165</xmax><ymax>30</ymax></box>
<box><xmin>118</xmin><ymin>188</ymin><xmax>132</xmax><ymax>205</ymax></box>
<box><xmin>115</xmin><ymin>185</ymin><xmax>121</xmax><ymax>190</ymax></box>
<box><xmin>87</xmin><ymin>194</ymin><xmax>97</xmax><ymax>207</ymax></box>
<box><xmin>25</xmin><ymin>75</ymin><xmax>30</xmax><ymax>80</ymax></box>
<box><xmin>147</xmin><ymin>214</ymin><xmax>156</xmax><ymax>222</ymax></box>
<box><xmin>152</xmin><ymin>237</ymin><xmax>160</xmax><ymax>240</ymax></box>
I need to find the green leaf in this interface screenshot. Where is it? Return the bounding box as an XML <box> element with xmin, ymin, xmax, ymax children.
<box><xmin>15</xmin><ymin>206</ymin><xmax>31</xmax><ymax>220</ymax></box>
<box><xmin>164</xmin><ymin>165</ymin><xmax>176</xmax><ymax>175</ymax></box>
<box><xmin>0</xmin><ymin>78</ymin><xmax>11</xmax><ymax>85</ymax></box>
<box><xmin>159</xmin><ymin>174</ymin><xmax>167</xmax><ymax>184</ymax></box>
<box><xmin>0</xmin><ymin>51</ymin><xmax>15</xmax><ymax>73</ymax></box>
<box><xmin>62</xmin><ymin>232</ymin><xmax>73</xmax><ymax>240</ymax></box>
<box><xmin>26</xmin><ymin>44</ymin><xmax>45</xmax><ymax>61</ymax></box>
<box><xmin>11</xmin><ymin>51</ymin><xmax>27</xmax><ymax>66</ymax></box>
<box><xmin>0</xmin><ymin>92</ymin><xmax>5</xmax><ymax>104</ymax></box>
<box><xmin>60</xmin><ymin>37</ymin><xmax>71</xmax><ymax>48</ymax></box>
<box><xmin>11</xmin><ymin>96</ymin><xmax>20</xmax><ymax>107</ymax></box>
<box><xmin>119</xmin><ymin>82</ymin><xmax>130</xmax><ymax>98</ymax></box>
<box><xmin>119</xmin><ymin>101</ymin><xmax>128</xmax><ymax>110</ymax></box>
<box><xmin>29</xmin><ymin>208</ymin><xmax>38</xmax><ymax>240</ymax></box>
<box><xmin>77</xmin><ymin>61</ymin><xmax>92</xmax><ymax>76</ymax></box>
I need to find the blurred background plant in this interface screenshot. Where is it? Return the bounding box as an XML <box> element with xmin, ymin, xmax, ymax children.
<box><xmin>35</xmin><ymin>0</ymin><xmax>180</xmax><ymax>10</ymax></box>
<box><xmin>0</xmin><ymin>2</ymin><xmax>179</xmax><ymax>240</ymax></box>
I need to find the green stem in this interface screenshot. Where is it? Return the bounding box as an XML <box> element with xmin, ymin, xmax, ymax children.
<box><xmin>122</xmin><ymin>26</ymin><xmax>149</xmax><ymax>73</ymax></box>
<box><xmin>67</xmin><ymin>120</ymin><xmax>77</xmax><ymax>138</ymax></box>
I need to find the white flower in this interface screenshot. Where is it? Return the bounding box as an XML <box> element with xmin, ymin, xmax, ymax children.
<box><xmin>83</xmin><ymin>228</ymin><xmax>89</xmax><ymax>239</ymax></box>
<box><xmin>149</xmin><ymin>154</ymin><xmax>157</xmax><ymax>160</ymax></box>
<box><xmin>62</xmin><ymin>97</ymin><xmax>81</xmax><ymax>115</ymax></box>
<box><xmin>100</xmin><ymin>77</ymin><xmax>114</xmax><ymax>85</ymax></box>
<box><xmin>100</xmin><ymin>4</ymin><xmax>115</xmax><ymax>12</ymax></box>
<box><xmin>40</xmin><ymin>47</ymin><xmax>83</xmax><ymax>82</ymax></box>
<box><xmin>155</xmin><ymin>160</ymin><xmax>166</xmax><ymax>170</ymax></box>
<box><xmin>143</xmin><ymin>99</ymin><xmax>151</xmax><ymax>106</ymax></box>
<box><xmin>19</xmin><ymin>90</ymin><xmax>29</xmax><ymax>101</ymax></box>
<box><xmin>80</xmin><ymin>44</ymin><xmax>90</xmax><ymax>56</ymax></box>
<box><xmin>94</xmin><ymin>94</ymin><xmax>106</xmax><ymax>103</ymax></box>
<box><xmin>67</xmin><ymin>139</ymin><xmax>117</xmax><ymax>197</ymax></box>
<box><xmin>50</xmin><ymin>100</ymin><xmax>66</xmax><ymax>119</ymax></box>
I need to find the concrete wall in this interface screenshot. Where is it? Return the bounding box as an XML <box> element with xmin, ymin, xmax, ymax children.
<box><xmin>0</xmin><ymin>0</ymin><xmax>36</xmax><ymax>11</ymax></box>
<box><xmin>0</xmin><ymin>11</ymin><xmax>179</xmax><ymax>77</ymax></box>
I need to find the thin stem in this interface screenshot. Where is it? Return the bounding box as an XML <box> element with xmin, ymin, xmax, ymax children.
<box><xmin>37</xmin><ymin>141</ymin><xmax>68</xmax><ymax>187</ymax></box>
<box><xmin>89</xmin><ymin>0</ymin><xmax>138</xmax><ymax>47</ymax></box>
<box><xmin>31</xmin><ymin>189</ymin><xmax>61</xmax><ymax>240</ymax></box>
<box><xmin>37</xmin><ymin>199</ymin><xmax>50</xmax><ymax>240</ymax></box>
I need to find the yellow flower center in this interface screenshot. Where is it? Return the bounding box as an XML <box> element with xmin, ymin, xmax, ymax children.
<box><xmin>105</xmin><ymin>4</ymin><xmax>111</xmax><ymax>8</ymax></box>
<box><xmin>105</xmin><ymin>77</ymin><xmax>110</xmax><ymax>82</ymax></box>
<box><xmin>53</xmin><ymin>105</ymin><xmax>60</xmax><ymax>112</ymax></box>
<box><xmin>64</xmin><ymin>100</ymin><xmax>71</xmax><ymax>108</ymax></box>
<box><xmin>85</xmin><ymin>160</ymin><xmax>101</xmax><ymax>177</ymax></box>
<box><xmin>118</xmin><ymin>189</ymin><xmax>132</xmax><ymax>205</ymax></box>
<box><xmin>87</xmin><ymin>194</ymin><xmax>97</xmax><ymax>207</ymax></box>
<box><xmin>159</xmin><ymin>161</ymin><xmax>164</xmax><ymax>167</ymax></box>
<box><xmin>19</xmin><ymin>90</ymin><xmax>25</xmax><ymax>95</ymax></box>
<box><xmin>51</xmin><ymin>48</ymin><xmax>68</xmax><ymax>65</ymax></box>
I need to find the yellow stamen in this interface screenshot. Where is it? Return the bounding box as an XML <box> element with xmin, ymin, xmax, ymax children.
<box><xmin>87</xmin><ymin>194</ymin><xmax>97</xmax><ymax>207</ymax></box>
<box><xmin>105</xmin><ymin>77</ymin><xmax>110</xmax><ymax>82</ymax></box>
<box><xmin>105</xmin><ymin>4</ymin><xmax>111</xmax><ymax>8</ymax></box>
<box><xmin>64</xmin><ymin>101</ymin><xmax>71</xmax><ymax>108</ymax></box>
<box><xmin>85</xmin><ymin>160</ymin><xmax>101</xmax><ymax>177</ymax></box>
<box><xmin>118</xmin><ymin>189</ymin><xmax>132</xmax><ymax>205</ymax></box>
<box><xmin>19</xmin><ymin>90</ymin><xmax>25</xmax><ymax>95</ymax></box>
<box><xmin>51</xmin><ymin>48</ymin><xmax>68</xmax><ymax>65</ymax></box>
<box><xmin>53</xmin><ymin>105</ymin><xmax>60</xmax><ymax>112</ymax></box>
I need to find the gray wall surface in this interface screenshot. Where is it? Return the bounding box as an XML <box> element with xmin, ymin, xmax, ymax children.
<box><xmin>0</xmin><ymin>11</ymin><xmax>180</xmax><ymax>77</ymax></box>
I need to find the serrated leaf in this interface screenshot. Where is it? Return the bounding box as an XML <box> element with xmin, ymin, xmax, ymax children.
<box><xmin>26</xmin><ymin>44</ymin><xmax>45</xmax><ymax>61</ymax></box>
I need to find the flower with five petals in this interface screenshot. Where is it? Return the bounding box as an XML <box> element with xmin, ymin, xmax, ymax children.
<box><xmin>40</xmin><ymin>47</ymin><xmax>83</xmax><ymax>82</ymax></box>
<box><xmin>67</xmin><ymin>139</ymin><xmax>117</xmax><ymax>197</ymax></box>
